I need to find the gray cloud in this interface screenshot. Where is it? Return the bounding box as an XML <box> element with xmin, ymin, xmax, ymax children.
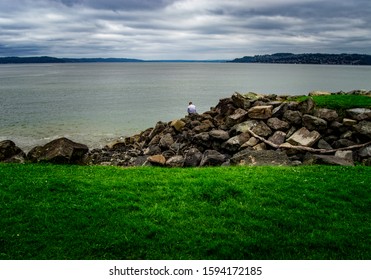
<box><xmin>0</xmin><ymin>0</ymin><xmax>370</xmax><ymax>59</ymax></box>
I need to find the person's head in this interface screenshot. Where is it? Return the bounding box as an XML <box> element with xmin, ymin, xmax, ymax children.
<box><xmin>189</xmin><ymin>102</ymin><xmax>193</xmax><ymax>105</ymax></box>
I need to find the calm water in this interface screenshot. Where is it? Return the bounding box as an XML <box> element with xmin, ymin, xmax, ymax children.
<box><xmin>1</xmin><ymin>62</ymin><xmax>371</xmax><ymax>151</ymax></box>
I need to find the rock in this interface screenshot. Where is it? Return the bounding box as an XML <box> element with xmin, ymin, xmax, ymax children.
<box><xmin>267</xmin><ymin>117</ymin><xmax>290</xmax><ymax>131</ymax></box>
<box><xmin>184</xmin><ymin>148</ymin><xmax>203</xmax><ymax>167</ymax></box>
<box><xmin>358</xmin><ymin>145</ymin><xmax>371</xmax><ymax>158</ymax></box>
<box><xmin>0</xmin><ymin>140</ymin><xmax>25</xmax><ymax>162</ymax></box>
<box><xmin>232</xmin><ymin>92</ymin><xmax>250</xmax><ymax>109</ymax></box>
<box><xmin>346</xmin><ymin>108</ymin><xmax>371</xmax><ymax>121</ymax></box>
<box><xmin>192</xmin><ymin>132</ymin><xmax>211</xmax><ymax>147</ymax></box>
<box><xmin>304</xmin><ymin>154</ymin><xmax>354</xmax><ymax>166</ymax></box>
<box><xmin>193</xmin><ymin>123</ymin><xmax>213</xmax><ymax>133</ymax></box>
<box><xmin>314</xmin><ymin>108</ymin><xmax>339</xmax><ymax>122</ymax></box>
<box><xmin>335</xmin><ymin>150</ymin><xmax>354</xmax><ymax>163</ymax></box>
<box><xmin>287</xmin><ymin>127</ymin><xmax>321</xmax><ymax>147</ymax></box>
<box><xmin>343</xmin><ymin>118</ymin><xmax>357</xmax><ymax>126</ymax></box>
<box><xmin>200</xmin><ymin>150</ymin><xmax>226</xmax><ymax>166</ymax></box>
<box><xmin>241</xmin><ymin>137</ymin><xmax>260</xmax><ymax>148</ymax></box>
<box><xmin>147</xmin><ymin>154</ymin><xmax>166</xmax><ymax>166</ymax></box>
<box><xmin>221</xmin><ymin>133</ymin><xmax>250</xmax><ymax>152</ymax></box>
<box><xmin>147</xmin><ymin>121</ymin><xmax>167</xmax><ymax>141</ymax></box>
<box><xmin>251</xmin><ymin>121</ymin><xmax>272</xmax><ymax>137</ymax></box>
<box><xmin>209</xmin><ymin>130</ymin><xmax>230</xmax><ymax>141</ymax></box>
<box><xmin>309</xmin><ymin>90</ymin><xmax>331</xmax><ymax>96</ymax></box>
<box><xmin>332</xmin><ymin>139</ymin><xmax>356</xmax><ymax>148</ymax></box>
<box><xmin>268</xmin><ymin>131</ymin><xmax>287</xmax><ymax>146</ymax></box>
<box><xmin>302</xmin><ymin>114</ymin><xmax>327</xmax><ymax>131</ymax></box>
<box><xmin>143</xmin><ymin>145</ymin><xmax>162</xmax><ymax>156</ymax></box>
<box><xmin>226</xmin><ymin>108</ymin><xmax>248</xmax><ymax>127</ymax></box>
<box><xmin>159</xmin><ymin>133</ymin><xmax>174</xmax><ymax>150</ymax></box>
<box><xmin>353</xmin><ymin>121</ymin><xmax>371</xmax><ymax>138</ymax></box>
<box><xmin>253</xmin><ymin>142</ymin><xmax>267</xmax><ymax>151</ymax></box>
<box><xmin>298</xmin><ymin>97</ymin><xmax>315</xmax><ymax>114</ymax></box>
<box><xmin>230</xmin><ymin>149</ymin><xmax>291</xmax><ymax>166</ymax></box>
<box><xmin>231</xmin><ymin>120</ymin><xmax>259</xmax><ymax>134</ymax></box>
<box><xmin>27</xmin><ymin>137</ymin><xmax>88</xmax><ymax>164</ymax></box>
<box><xmin>271</xmin><ymin>102</ymin><xmax>288</xmax><ymax>118</ymax></box>
<box><xmin>317</xmin><ymin>139</ymin><xmax>333</xmax><ymax>150</ymax></box>
<box><xmin>247</xmin><ymin>105</ymin><xmax>273</xmax><ymax>119</ymax></box>
<box><xmin>166</xmin><ymin>155</ymin><xmax>184</xmax><ymax>167</ymax></box>
<box><xmin>170</xmin><ymin>119</ymin><xmax>186</xmax><ymax>131</ymax></box>
<box><xmin>283</xmin><ymin>110</ymin><xmax>303</xmax><ymax>125</ymax></box>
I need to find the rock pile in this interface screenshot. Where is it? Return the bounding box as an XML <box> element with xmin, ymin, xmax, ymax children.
<box><xmin>1</xmin><ymin>91</ymin><xmax>371</xmax><ymax>167</ymax></box>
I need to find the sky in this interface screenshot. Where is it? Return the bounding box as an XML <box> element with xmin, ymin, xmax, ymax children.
<box><xmin>1</xmin><ymin>0</ymin><xmax>371</xmax><ymax>60</ymax></box>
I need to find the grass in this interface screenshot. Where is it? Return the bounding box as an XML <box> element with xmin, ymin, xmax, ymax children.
<box><xmin>0</xmin><ymin>163</ymin><xmax>370</xmax><ymax>260</ymax></box>
<box><xmin>288</xmin><ymin>94</ymin><xmax>371</xmax><ymax>110</ymax></box>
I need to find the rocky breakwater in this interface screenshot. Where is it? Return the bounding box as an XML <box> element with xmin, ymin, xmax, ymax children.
<box><xmin>1</xmin><ymin>90</ymin><xmax>371</xmax><ymax>167</ymax></box>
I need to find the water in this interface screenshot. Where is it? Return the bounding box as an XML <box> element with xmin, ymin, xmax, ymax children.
<box><xmin>1</xmin><ymin>62</ymin><xmax>371</xmax><ymax>152</ymax></box>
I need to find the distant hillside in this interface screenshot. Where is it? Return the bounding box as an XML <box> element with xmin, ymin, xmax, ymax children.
<box><xmin>229</xmin><ymin>53</ymin><xmax>371</xmax><ymax>65</ymax></box>
<box><xmin>0</xmin><ymin>56</ymin><xmax>143</xmax><ymax>64</ymax></box>
<box><xmin>0</xmin><ymin>56</ymin><xmax>226</xmax><ymax>64</ymax></box>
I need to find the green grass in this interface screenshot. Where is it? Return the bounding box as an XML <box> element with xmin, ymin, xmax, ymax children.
<box><xmin>289</xmin><ymin>94</ymin><xmax>371</xmax><ymax>110</ymax></box>
<box><xmin>0</xmin><ymin>164</ymin><xmax>370</xmax><ymax>260</ymax></box>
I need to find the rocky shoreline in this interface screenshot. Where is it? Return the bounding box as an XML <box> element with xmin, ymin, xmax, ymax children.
<box><xmin>1</xmin><ymin>90</ymin><xmax>371</xmax><ymax>167</ymax></box>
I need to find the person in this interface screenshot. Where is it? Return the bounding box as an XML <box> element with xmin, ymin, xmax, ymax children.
<box><xmin>187</xmin><ymin>101</ymin><xmax>197</xmax><ymax>115</ymax></box>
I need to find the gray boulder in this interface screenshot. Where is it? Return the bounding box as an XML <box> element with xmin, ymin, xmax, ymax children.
<box><xmin>200</xmin><ymin>150</ymin><xmax>226</xmax><ymax>166</ymax></box>
<box><xmin>287</xmin><ymin>127</ymin><xmax>321</xmax><ymax>147</ymax></box>
<box><xmin>27</xmin><ymin>137</ymin><xmax>88</xmax><ymax>164</ymax></box>
<box><xmin>0</xmin><ymin>140</ymin><xmax>25</xmax><ymax>163</ymax></box>
<box><xmin>184</xmin><ymin>148</ymin><xmax>203</xmax><ymax>167</ymax></box>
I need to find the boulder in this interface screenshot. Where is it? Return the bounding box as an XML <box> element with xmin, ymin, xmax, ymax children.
<box><xmin>232</xmin><ymin>92</ymin><xmax>251</xmax><ymax>109</ymax></box>
<box><xmin>166</xmin><ymin>155</ymin><xmax>184</xmax><ymax>167</ymax></box>
<box><xmin>247</xmin><ymin>105</ymin><xmax>273</xmax><ymax>119</ymax></box>
<box><xmin>221</xmin><ymin>133</ymin><xmax>250</xmax><ymax>153</ymax></box>
<box><xmin>317</xmin><ymin>139</ymin><xmax>333</xmax><ymax>150</ymax></box>
<box><xmin>268</xmin><ymin>131</ymin><xmax>287</xmax><ymax>146</ymax></box>
<box><xmin>267</xmin><ymin>117</ymin><xmax>290</xmax><ymax>131</ymax></box>
<box><xmin>271</xmin><ymin>102</ymin><xmax>288</xmax><ymax>118</ymax></box>
<box><xmin>251</xmin><ymin>121</ymin><xmax>272</xmax><ymax>137</ymax></box>
<box><xmin>147</xmin><ymin>121</ymin><xmax>167</xmax><ymax>141</ymax></box>
<box><xmin>159</xmin><ymin>133</ymin><xmax>174</xmax><ymax>150</ymax></box>
<box><xmin>343</xmin><ymin>118</ymin><xmax>357</xmax><ymax>126</ymax></box>
<box><xmin>283</xmin><ymin>110</ymin><xmax>303</xmax><ymax>125</ymax></box>
<box><xmin>304</xmin><ymin>154</ymin><xmax>354</xmax><ymax>166</ymax></box>
<box><xmin>147</xmin><ymin>154</ymin><xmax>166</xmax><ymax>166</ymax></box>
<box><xmin>302</xmin><ymin>114</ymin><xmax>327</xmax><ymax>131</ymax></box>
<box><xmin>314</xmin><ymin>108</ymin><xmax>339</xmax><ymax>122</ymax></box>
<box><xmin>231</xmin><ymin>120</ymin><xmax>259</xmax><ymax>134</ymax></box>
<box><xmin>308</xmin><ymin>90</ymin><xmax>331</xmax><ymax>96</ymax></box>
<box><xmin>0</xmin><ymin>140</ymin><xmax>25</xmax><ymax>162</ymax></box>
<box><xmin>200</xmin><ymin>150</ymin><xmax>226</xmax><ymax>166</ymax></box>
<box><xmin>287</xmin><ymin>127</ymin><xmax>321</xmax><ymax>147</ymax></box>
<box><xmin>184</xmin><ymin>148</ymin><xmax>203</xmax><ymax>167</ymax></box>
<box><xmin>240</xmin><ymin>137</ymin><xmax>260</xmax><ymax>148</ymax></box>
<box><xmin>170</xmin><ymin>119</ymin><xmax>186</xmax><ymax>131</ymax></box>
<box><xmin>346</xmin><ymin>108</ymin><xmax>371</xmax><ymax>121</ymax></box>
<box><xmin>353</xmin><ymin>121</ymin><xmax>371</xmax><ymax>138</ymax></box>
<box><xmin>27</xmin><ymin>137</ymin><xmax>88</xmax><ymax>164</ymax></box>
<box><xmin>335</xmin><ymin>150</ymin><xmax>354</xmax><ymax>163</ymax></box>
<box><xmin>298</xmin><ymin>97</ymin><xmax>315</xmax><ymax>114</ymax></box>
<box><xmin>209</xmin><ymin>130</ymin><xmax>230</xmax><ymax>141</ymax></box>
<box><xmin>230</xmin><ymin>149</ymin><xmax>291</xmax><ymax>166</ymax></box>
<box><xmin>226</xmin><ymin>108</ymin><xmax>248</xmax><ymax>127</ymax></box>
<box><xmin>358</xmin><ymin>145</ymin><xmax>371</xmax><ymax>158</ymax></box>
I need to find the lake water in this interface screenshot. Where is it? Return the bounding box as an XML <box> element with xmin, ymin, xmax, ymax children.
<box><xmin>1</xmin><ymin>62</ymin><xmax>371</xmax><ymax>152</ymax></box>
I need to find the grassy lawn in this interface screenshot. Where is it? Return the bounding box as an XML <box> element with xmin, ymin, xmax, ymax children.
<box><xmin>289</xmin><ymin>94</ymin><xmax>371</xmax><ymax>110</ymax></box>
<box><xmin>0</xmin><ymin>164</ymin><xmax>370</xmax><ymax>260</ymax></box>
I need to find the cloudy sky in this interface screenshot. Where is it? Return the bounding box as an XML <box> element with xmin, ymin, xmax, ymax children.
<box><xmin>1</xmin><ymin>0</ymin><xmax>370</xmax><ymax>60</ymax></box>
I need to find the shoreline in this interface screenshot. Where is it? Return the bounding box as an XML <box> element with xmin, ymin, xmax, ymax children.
<box><xmin>1</xmin><ymin>89</ymin><xmax>371</xmax><ymax>167</ymax></box>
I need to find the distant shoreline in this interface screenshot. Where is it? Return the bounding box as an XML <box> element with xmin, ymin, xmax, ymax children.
<box><xmin>1</xmin><ymin>53</ymin><xmax>371</xmax><ymax>65</ymax></box>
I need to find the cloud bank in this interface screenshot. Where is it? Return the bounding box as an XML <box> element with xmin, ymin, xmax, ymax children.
<box><xmin>1</xmin><ymin>0</ymin><xmax>370</xmax><ymax>59</ymax></box>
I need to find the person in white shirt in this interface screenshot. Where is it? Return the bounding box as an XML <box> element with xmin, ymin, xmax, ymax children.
<box><xmin>187</xmin><ymin>101</ymin><xmax>197</xmax><ymax>115</ymax></box>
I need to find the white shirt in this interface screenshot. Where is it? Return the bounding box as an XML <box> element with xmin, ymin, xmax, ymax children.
<box><xmin>187</xmin><ymin>104</ymin><xmax>197</xmax><ymax>114</ymax></box>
